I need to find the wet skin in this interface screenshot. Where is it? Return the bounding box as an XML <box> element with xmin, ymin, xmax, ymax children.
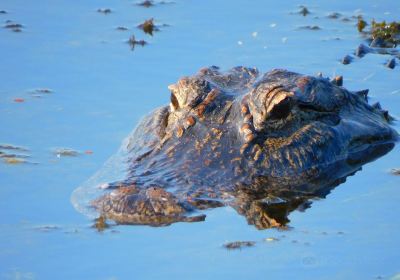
<box><xmin>90</xmin><ymin>66</ymin><xmax>397</xmax><ymax>229</ymax></box>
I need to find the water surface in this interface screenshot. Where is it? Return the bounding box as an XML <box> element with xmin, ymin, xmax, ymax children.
<box><xmin>1</xmin><ymin>0</ymin><xmax>400</xmax><ymax>279</ymax></box>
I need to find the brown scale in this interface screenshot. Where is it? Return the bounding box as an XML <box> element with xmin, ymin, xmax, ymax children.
<box><xmin>296</xmin><ymin>76</ymin><xmax>311</xmax><ymax>92</ymax></box>
<box><xmin>196</xmin><ymin>104</ymin><xmax>206</xmax><ymax>118</ymax></box>
<box><xmin>240</xmin><ymin>99</ymin><xmax>257</xmax><ymax>143</ymax></box>
<box><xmin>176</xmin><ymin>126</ymin><xmax>185</xmax><ymax>138</ymax></box>
<box><xmin>185</xmin><ymin>116</ymin><xmax>196</xmax><ymax>128</ymax></box>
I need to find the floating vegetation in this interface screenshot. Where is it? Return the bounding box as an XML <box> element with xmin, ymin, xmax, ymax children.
<box><xmin>97</xmin><ymin>8</ymin><xmax>112</xmax><ymax>14</ymax></box>
<box><xmin>138</xmin><ymin>18</ymin><xmax>159</xmax><ymax>36</ymax></box>
<box><xmin>357</xmin><ymin>18</ymin><xmax>400</xmax><ymax>47</ymax></box>
<box><xmin>223</xmin><ymin>241</ymin><xmax>255</xmax><ymax>250</ymax></box>
<box><xmin>127</xmin><ymin>35</ymin><xmax>147</xmax><ymax>50</ymax></box>
<box><xmin>370</xmin><ymin>20</ymin><xmax>400</xmax><ymax>47</ymax></box>
<box><xmin>53</xmin><ymin>148</ymin><xmax>80</xmax><ymax>157</ymax></box>
<box><xmin>357</xmin><ymin>16</ymin><xmax>367</xmax><ymax>32</ymax></box>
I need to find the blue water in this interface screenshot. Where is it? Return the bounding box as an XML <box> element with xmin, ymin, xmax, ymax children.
<box><xmin>1</xmin><ymin>0</ymin><xmax>400</xmax><ymax>279</ymax></box>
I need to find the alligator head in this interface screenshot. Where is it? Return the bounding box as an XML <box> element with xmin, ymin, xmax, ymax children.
<box><xmin>78</xmin><ymin>66</ymin><xmax>397</xmax><ymax>229</ymax></box>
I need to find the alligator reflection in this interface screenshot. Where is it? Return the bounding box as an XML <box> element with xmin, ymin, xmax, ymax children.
<box><xmin>231</xmin><ymin>142</ymin><xmax>394</xmax><ymax>229</ymax></box>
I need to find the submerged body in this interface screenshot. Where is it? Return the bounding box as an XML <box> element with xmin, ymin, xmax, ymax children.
<box><xmin>85</xmin><ymin>66</ymin><xmax>397</xmax><ymax>229</ymax></box>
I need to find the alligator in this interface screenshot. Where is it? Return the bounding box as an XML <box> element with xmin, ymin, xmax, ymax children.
<box><xmin>73</xmin><ymin>66</ymin><xmax>397</xmax><ymax>229</ymax></box>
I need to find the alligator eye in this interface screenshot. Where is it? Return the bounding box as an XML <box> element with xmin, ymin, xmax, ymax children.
<box><xmin>267</xmin><ymin>97</ymin><xmax>292</xmax><ymax>119</ymax></box>
<box><xmin>265</xmin><ymin>91</ymin><xmax>293</xmax><ymax>120</ymax></box>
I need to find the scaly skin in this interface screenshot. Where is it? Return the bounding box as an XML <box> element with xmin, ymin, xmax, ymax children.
<box><xmin>91</xmin><ymin>66</ymin><xmax>397</xmax><ymax>229</ymax></box>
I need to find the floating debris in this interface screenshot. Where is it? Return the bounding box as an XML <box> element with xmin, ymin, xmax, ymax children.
<box><xmin>53</xmin><ymin>148</ymin><xmax>80</xmax><ymax>157</ymax></box>
<box><xmin>264</xmin><ymin>237</ymin><xmax>279</xmax><ymax>242</ymax></box>
<box><xmin>138</xmin><ymin>18</ymin><xmax>159</xmax><ymax>36</ymax></box>
<box><xmin>13</xmin><ymin>98</ymin><xmax>25</xmax><ymax>103</ymax></box>
<box><xmin>136</xmin><ymin>0</ymin><xmax>173</xmax><ymax>7</ymax></box>
<box><xmin>386</xmin><ymin>58</ymin><xmax>396</xmax><ymax>69</ymax></box>
<box><xmin>4</xmin><ymin>23</ymin><xmax>23</xmax><ymax>29</ymax></box>
<box><xmin>390</xmin><ymin>168</ymin><xmax>400</xmax><ymax>175</ymax></box>
<box><xmin>97</xmin><ymin>8</ymin><xmax>112</xmax><ymax>14</ymax></box>
<box><xmin>298</xmin><ymin>25</ymin><xmax>321</xmax><ymax>31</ymax></box>
<box><xmin>93</xmin><ymin>216</ymin><xmax>110</xmax><ymax>232</ymax></box>
<box><xmin>35</xmin><ymin>88</ymin><xmax>52</xmax><ymax>94</ymax></box>
<box><xmin>223</xmin><ymin>241</ymin><xmax>255</xmax><ymax>250</ymax></box>
<box><xmin>137</xmin><ymin>0</ymin><xmax>154</xmax><ymax>7</ymax></box>
<box><xmin>116</xmin><ymin>26</ymin><xmax>129</xmax><ymax>31</ymax></box>
<box><xmin>33</xmin><ymin>225</ymin><xmax>60</xmax><ymax>232</ymax></box>
<box><xmin>0</xmin><ymin>10</ymin><xmax>7</xmax><ymax>14</ymax></box>
<box><xmin>4</xmin><ymin>21</ymin><xmax>23</xmax><ymax>32</ymax></box>
<box><xmin>127</xmin><ymin>35</ymin><xmax>147</xmax><ymax>50</ymax></box>
<box><xmin>84</xmin><ymin>150</ymin><xmax>93</xmax><ymax>155</ymax></box>
<box><xmin>297</xmin><ymin>5</ymin><xmax>310</xmax><ymax>16</ymax></box>
<box><xmin>327</xmin><ymin>12</ymin><xmax>342</xmax><ymax>19</ymax></box>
